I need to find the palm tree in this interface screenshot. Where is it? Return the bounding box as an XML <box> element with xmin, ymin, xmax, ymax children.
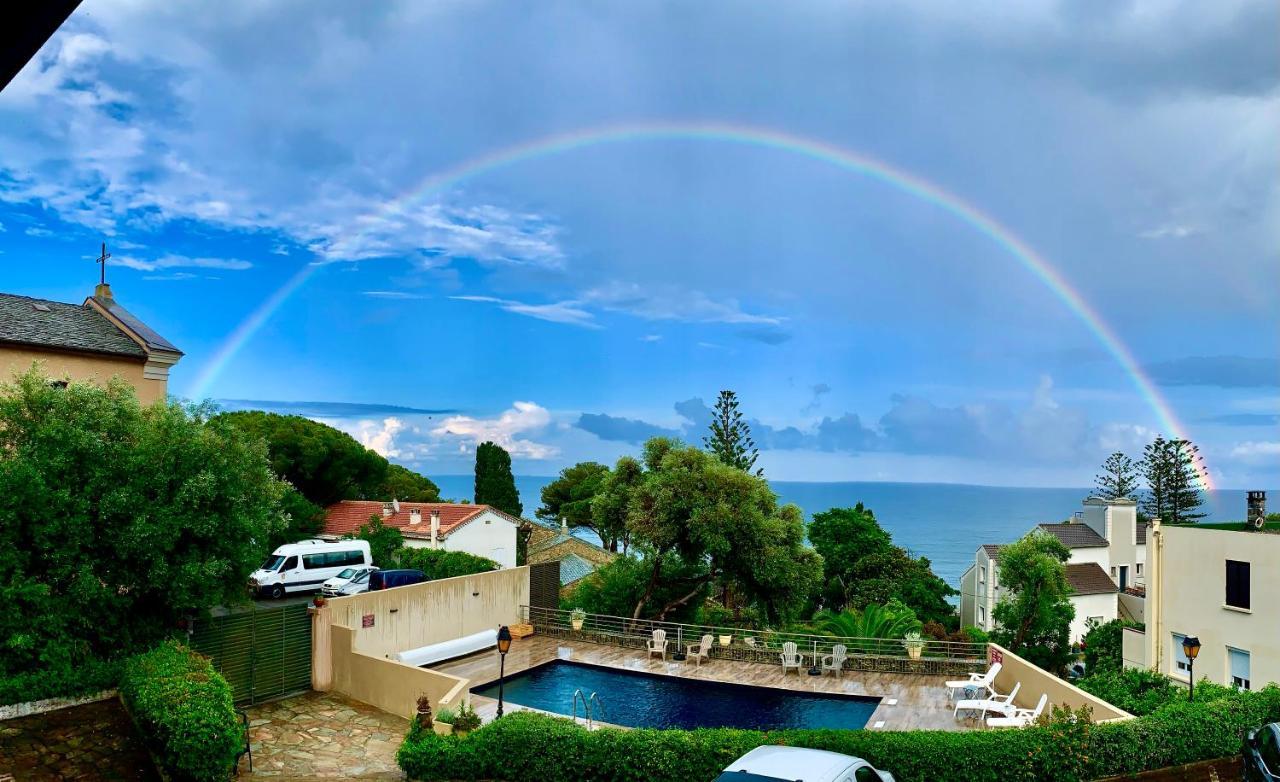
<box><xmin>812</xmin><ymin>604</ymin><xmax>922</xmax><ymax>651</ymax></box>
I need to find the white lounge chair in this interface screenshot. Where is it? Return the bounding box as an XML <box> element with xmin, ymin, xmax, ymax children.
<box><xmin>945</xmin><ymin>661</ymin><xmax>1001</xmax><ymax>700</ymax></box>
<box><xmin>986</xmin><ymin>693</ymin><xmax>1048</xmax><ymax>728</ymax></box>
<box><xmin>686</xmin><ymin>634</ymin><xmax>714</xmax><ymax>667</ymax></box>
<box><xmin>954</xmin><ymin>681</ymin><xmax>1021</xmax><ymax>720</ymax></box>
<box><xmin>821</xmin><ymin>644</ymin><xmax>847</xmax><ymax>677</ymax></box>
<box><xmin>780</xmin><ymin>642</ymin><xmax>803</xmax><ymax>675</ymax></box>
<box><xmin>647</xmin><ymin>629</ymin><xmax>668</xmax><ymax>660</ymax></box>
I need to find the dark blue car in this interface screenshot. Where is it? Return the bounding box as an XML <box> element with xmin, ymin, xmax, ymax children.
<box><xmin>1244</xmin><ymin>723</ymin><xmax>1280</xmax><ymax>781</ymax></box>
<box><xmin>368</xmin><ymin>569</ymin><xmax>427</xmax><ymax>591</ymax></box>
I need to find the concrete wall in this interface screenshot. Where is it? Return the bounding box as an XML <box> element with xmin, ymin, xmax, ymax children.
<box><xmin>959</xmin><ymin>564</ymin><xmax>976</xmax><ymax>629</ymax></box>
<box><xmin>989</xmin><ymin>643</ymin><xmax>1133</xmax><ymax>723</ymax></box>
<box><xmin>0</xmin><ymin>348</ymin><xmax>165</xmax><ymax>404</ymax></box>
<box><xmin>330</xmin><ymin>566</ymin><xmax>529</xmax><ymax>659</ymax></box>
<box><xmin>1147</xmin><ymin>525</ymin><xmax>1280</xmax><ymax>689</ymax></box>
<box><xmin>443</xmin><ymin>511</ymin><xmax>517</xmax><ymax>568</ymax></box>
<box><xmin>330</xmin><ymin>624</ymin><xmax>469</xmax><ymax>719</ymax></box>
<box><xmin>1122</xmin><ymin>627</ymin><xmax>1147</xmax><ymax>670</ymax></box>
<box><xmin>1118</xmin><ymin>592</ymin><xmax>1145</xmax><ymax>624</ymax></box>
<box><xmin>1069</xmin><ymin>592</ymin><xmax>1118</xmax><ymax>645</ymax></box>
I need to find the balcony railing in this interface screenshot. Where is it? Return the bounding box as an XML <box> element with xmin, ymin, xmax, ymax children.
<box><xmin>520</xmin><ymin>606</ymin><xmax>986</xmax><ymax>676</ymax></box>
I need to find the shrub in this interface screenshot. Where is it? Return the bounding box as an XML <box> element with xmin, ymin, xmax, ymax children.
<box><xmin>1076</xmin><ymin>667</ymin><xmax>1180</xmax><ymax>716</ymax></box>
<box><xmin>0</xmin><ymin>657</ymin><xmax>122</xmax><ymax>706</ymax></box>
<box><xmin>395</xmin><ymin>547</ymin><xmax>499</xmax><ymax>581</ymax></box>
<box><xmin>1080</xmin><ymin>619</ymin><xmax>1137</xmax><ymax>676</ymax></box>
<box><xmin>119</xmin><ymin>641</ymin><xmax>241</xmax><ymax>782</ymax></box>
<box><xmin>398</xmin><ymin>686</ymin><xmax>1280</xmax><ymax>782</ymax></box>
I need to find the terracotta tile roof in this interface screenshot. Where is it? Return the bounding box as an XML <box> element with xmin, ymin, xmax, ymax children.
<box><xmin>322</xmin><ymin>500</ymin><xmax>520</xmax><ymax>540</ymax></box>
<box><xmin>1065</xmin><ymin>563</ymin><xmax>1118</xmax><ymax>596</ymax></box>
<box><xmin>981</xmin><ymin>544</ymin><xmax>1003</xmax><ymax>558</ymax></box>
<box><xmin>1038</xmin><ymin>522</ymin><xmax>1109</xmax><ymax>548</ymax></box>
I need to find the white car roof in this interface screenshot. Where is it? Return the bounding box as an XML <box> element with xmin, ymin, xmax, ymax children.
<box><xmin>724</xmin><ymin>746</ymin><xmax>860</xmax><ymax>780</ymax></box>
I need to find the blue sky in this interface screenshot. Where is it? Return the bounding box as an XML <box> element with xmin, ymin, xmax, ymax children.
<box><xmin>1</xmin><ymin>0</ymin><xmax>1277</xmax><ymax>488</ymax></box>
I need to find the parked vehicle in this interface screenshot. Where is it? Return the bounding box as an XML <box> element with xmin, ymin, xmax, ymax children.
<box><xmin>332</xmin><ymin>567</ymin><xmax>377</xmax><ymax>596</ymax></box>
<box><xmin>1244</xmin><ymin>722</ymin><xmax>1280</xmax><ymax>781</ymax></box>
<box><xmin>369</xmin><ymin>569</ymin><xmax>427</xmax><ymax>591</ymax></box>
<box><xmin>714</xmin><ymin>746</ymin><xmax>894</xmax><ymax>782</ymax></box>
<box><xmin>322</xmin><ymin>566</ymin><xmax>378</xmax><ymax>597</ymax></box>
<box><xmin>249</xmin><ymin>540</ymin><xmax>372</xmax><ymax>599</ymax></box>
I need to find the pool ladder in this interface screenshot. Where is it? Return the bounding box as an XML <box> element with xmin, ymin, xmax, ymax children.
<box><xmin>571</xmin><ymin>689</ymin><xmax>606</xmax><ymax>729</ymax></box>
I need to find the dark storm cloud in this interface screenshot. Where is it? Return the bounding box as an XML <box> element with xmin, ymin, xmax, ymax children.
<box><xmin>1145</xmin><ymin>356</ymin><xmax>1280</xmax><ymax>388</ymax></box>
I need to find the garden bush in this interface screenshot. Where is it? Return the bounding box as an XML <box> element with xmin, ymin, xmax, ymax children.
<box><xmin>399</xmin><ymin>686</ymin><xmax>1280</xmax><ymax>782</ymax></box>
<box><xmin>118</xmin><ymin>641</ymin><xmax>242</xmax><ymax>782</ymax></box>
<box><xmin>0</xmin><ymin>657</ymin><xmax>121</xmax><ymax>706</ymax></box>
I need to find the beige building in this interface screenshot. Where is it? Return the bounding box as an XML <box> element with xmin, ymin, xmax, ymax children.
<box><xmin>1128</xmin><ymin>513</ymin><xmax>1278</xmax><ymax>691</ymax></box>
<box><xmin>960</xmin><ymin>496</ymin><xmax>1147</xmax><ymax>643</ymax></box>
<box><xmin>0</xmin><ymin>283</ymin><xmax>182</xmax><ymax>403</ymax></box>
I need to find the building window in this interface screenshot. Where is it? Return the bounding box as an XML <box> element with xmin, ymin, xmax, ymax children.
<box><xmin>1136</xmin><ymin>563</ymin><xmax>1143</xmax><ymax>577</ymax></box>
<box><xmin>1110</xmin><ymin>566</ymin><xmax>1117</xmax><ymax>578</ymax></box>
<box><xmin>1226</xmin><ymin>560</ymin><xmax>1250</xmax><ymax>610</ymax></box>
<box><xmin>978</xmin><ymin>606</ymin><xmax>986</xmax><ymax>626</ymax></box>
<box><xmin>1229</xmin><ymin>647</ymin><xmax>1251</xmax><ymax>690</ymax></box>
<box><xmin>1172</xmin><ymin>633</ymin><xmax>1191</xmax><ymax>674</ymax></box>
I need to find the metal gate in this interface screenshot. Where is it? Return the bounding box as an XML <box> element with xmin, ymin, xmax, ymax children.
<box><xmin>190</xmin><ymin>601</ymin><xmax>312</xmax><ymax>705</ymax></box>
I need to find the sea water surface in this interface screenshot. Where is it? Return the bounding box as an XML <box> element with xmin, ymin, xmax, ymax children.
<box><xmin>432</xmin><ymin>475</ymin><xmax>1258</xmax><ymax>588</ymax></box>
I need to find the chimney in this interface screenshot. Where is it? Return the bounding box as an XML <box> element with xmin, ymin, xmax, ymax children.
<box><xmin>561</xmin><ymin>516</ymin><xmax>569</xmax><ymax>535</ymax></box>
<box><xmin>1247</xmin><ymin>491</ymin><xmax>1267</xmax><ymax>530</ymax></box>
<box><xmin>382</xmin><ymin>502</ymin><xmax>394</xmax><ymax>518</ymax></box>
<box><xmin>392</xmin><ymin>498</ymin><xmax>401</xmax><ymax>514</ymax></box>
<box><xmin>430</xmin><ymin>510</ymin><xmax>441</xmax><ymax>547</ymax></box>
<box><xmin>94</xmin><ymin>283</ymin><xmax>114</xmax><ymax>301</ymax></box>
<box><xmin>409</xmin><ymin>508</ymin><xmax>422</xmax><ymax>525</ymax></box>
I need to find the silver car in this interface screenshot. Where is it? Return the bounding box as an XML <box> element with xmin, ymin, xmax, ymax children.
<box><xmin>321</xmin><ymin>566</ymin><xmax>377</xmax><ymax>597</ymax></box>
<box><xmin>715</xmin><ymin>746</ymin><xmax>894</xmax><ymax>782</ymax></box>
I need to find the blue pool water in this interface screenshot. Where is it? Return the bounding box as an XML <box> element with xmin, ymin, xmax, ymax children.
<box><xmin>470</xmin><ymin>660</ymin><xmax>880</xmax><ymax>730</ymax></box>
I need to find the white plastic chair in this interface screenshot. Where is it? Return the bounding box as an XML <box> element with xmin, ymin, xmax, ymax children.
<box><xmin>945</xmin><ymin>661</ymin><xmax>1001</xmax><ymax>700</ymax></box>
<box><xmin>987</xmin><ymin>693</ymin><xmax>1048</xmax><ymax>728</ymax></box>
<box><xmin>686</xmin><ymin>634</ymin><xmax>714</xmax><ymax>667</ymax></box>
<box><xmin>780</xmin><ymin>642</ymin><xmax>803</xmax><ymax>675</ymax></box>
<box><xmin>821</xmin><ymin>644</ymin><xmax>847</xmax><ymax>677</ymax></box>
<box><xmin>954</xmin><ymin>681</ymin><xmax>1021</xmax><ymax>720</ymax></box>
<box><xmin>647</xmin><ymin>629</ymin><xmax>668</xmax><ymax>660</ymax></box>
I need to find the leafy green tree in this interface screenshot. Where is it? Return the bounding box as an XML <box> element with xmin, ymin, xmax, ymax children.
<box><xmin>566</xmin><ymin>555</ymin><xmax>708</xmax><ymax>623</ymax></box>
<box><xmin>395</xmin><ymin>548</ymin><xmax>498</xmax><ymax>581</ymax></box>
<box><xmin>347</xmin><ymin>516</ymin><xmax>404</xmax><ymax>567</ymax></box>
<box><xmin>991</xmin><ymin>531</ymin><xmax>1075</xmax><ymax>673</ymax></box>
<box><xmin>274</xmin><ymin>487</ymin><xmax>325</xmax><ymax>549</ymax></box>
<box><xmin>0</xmin><ymin>370</ymin><xmax>287</xmax><ymax>676</ymax></box>
<box><xmin>589</xmin><ymin>456</ymin><xmax>642</xmax><ymax>554</ymax></box>
<box><xmin>808</xmin><ymin>504</ymin><xmax>957</xmax><ymax>627</ymax></box>
<box><xmin>380</xmin><ymin>463</ymin><xmax>442</xmax><ymax>502</ymax></box>
<box><xmin>612</xmin><ymin>438</ymin><xmax>819</xmax><ymax>621</ymax></box>
<box><xmin>811</xmin><ymin>601</ymin><xmax>922</xmax><ymax>640</ymax></box>
<box><xmin>704</xmin><ymin>390</ymin><xmax>761</xmax><ymax>475</ymax></box>
<box><xmin>538</xmin><ymin>461</ymin><xmax>610</xmax><ymax>541</ymax></box>
<box><xmin>474</xmin><ymin>441</ymin><xmax>523</xmax><ymax>517</ymax></box>
<box><xmin>1095</xmin><ymin>452</ymin><xmax>1140</xmax><ymax>499</ymax></box>
<box><xmin>1081</xmin><ymin>618</ymin><xmax>1138</xmax><ymax>677</ymax></box>
<box><xmin>1140</xmin><ymin>436</ymin><xmax>1205</xmax><ymax>524</ymax></box>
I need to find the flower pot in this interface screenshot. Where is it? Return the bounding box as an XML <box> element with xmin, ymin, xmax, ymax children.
<box><xmin>432</xmin><ymin>721</ymin><xmax>454</xmax><ymax>736</ymax></box>
<box><xmin>906</xmin><ymin>645</ymin><xmax>923</xmax><ymax>660</ymax></box>
<box><xmin>312</xmin><ymin>595</ymin><xmax>326</xmax><ymax>608</ymax></box>
<box><xmin>718</xmin><ymin>634</ymin><xmax>732</xmax><ymax>647</ymax></box>
<box><xmin>571</xmin><ymin>619</ymin><xmax>584</xmax><ymax>631</ymax></box>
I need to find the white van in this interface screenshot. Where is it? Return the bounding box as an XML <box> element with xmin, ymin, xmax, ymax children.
<box><xmin>249</xmin><ymin>540</ymin><xmax>372</xmax><ymax>599</ymax></box>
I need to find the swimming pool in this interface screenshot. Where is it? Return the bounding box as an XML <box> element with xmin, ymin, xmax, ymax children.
<box><xmin>470</xmin><ymin>660</ymin><xmax>880</xmax><ymax>730</ymax></box>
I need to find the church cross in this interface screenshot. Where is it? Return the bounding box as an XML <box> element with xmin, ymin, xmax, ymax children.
<box><xmin>95</xmin><ymin>242</ymin><xmax>111</xmax><ymax>284</ymax></box>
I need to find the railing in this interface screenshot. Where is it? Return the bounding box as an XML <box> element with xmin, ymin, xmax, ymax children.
<box><xmin>521</xmin><ymin>606</ymin><xmax>986</xmax><ymax>676</ymax></box>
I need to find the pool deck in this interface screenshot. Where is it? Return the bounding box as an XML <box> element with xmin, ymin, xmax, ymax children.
<box><xmin>433</xmin><ymin>635</ymin><xmax>972</xmax><ymax>732</ymax></box>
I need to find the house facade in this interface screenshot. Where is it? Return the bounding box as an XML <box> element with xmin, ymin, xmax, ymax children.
<box><xmin>960</xmin><ymin>496</ymin><xmax>1147</xmax><ymax>643</ymax></box>
<box><xmin>1128</xmin><ymin>504</ymin><xmax>1278</xmax><ymax>690</ymax></box>
<box><xmin>0</xmin><ymin>284</ymin><xmax>182</xmax><ymax>403</ymax></box>
<box><xmin>322</xmin><ymin>500</ymin><xmax>520</xmax><ymax>568</ymax></box>
<box><xmin>526</xmin><ymin>517</ymin><xmax>616</xmax><ymax>594</ymax></box>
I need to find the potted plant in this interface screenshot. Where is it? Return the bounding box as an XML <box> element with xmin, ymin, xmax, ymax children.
<box><xmin>453</xmin><ymin>701</ymin><xmax>481</xmax><ymax>736</ymax></box>
<box><xmin>903</xmin><ymin>631</ymin><xmax>926</xmax><ymax>660</ymax></box>
<box><xmin>570</xmin><ymin>608</ymin><xmax>586</xmax><ymax>631</ymax></box>
<box><xmin>312</xmin><ymin>594</ymin><xmax>327</xmax><ymax>608</ymax></box>
<box><xmin>415</xmin><ymin>694</ymin><xmax>433</xmax><ymax>731</ymax></box>
<box><xmin>432</xmin><ymin>706</ymin><xmax>456</xmax><ymax>736</ymax></box>
<box><xmin>718</xmin><ymin>633</ymin><xmax>733</xmax><ymax>647</ymax></box>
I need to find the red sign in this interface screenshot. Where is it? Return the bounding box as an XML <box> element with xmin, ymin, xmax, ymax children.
<box><xmin>990</xmin><ymin>648</ymin><xmax>1003</xmax><ymax>664</ymax></box>
<box><xmin>362</xmin><ymin>613</ymin><xmax>375</xmax><ymax>628</ymax></box>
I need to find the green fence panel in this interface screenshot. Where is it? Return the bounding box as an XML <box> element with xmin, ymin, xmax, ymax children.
<box><xmin>191</xmin><ymin>602</ymin><xmax>312</xmax><ymax>705</ymax></box>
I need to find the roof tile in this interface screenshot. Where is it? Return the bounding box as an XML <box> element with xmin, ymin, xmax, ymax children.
<box><xmin>0</xmin><ymin>293</ymin><xmax>146</xmax><ymax>358</ymax></box>
<box><xmin>1065</xmin><ymin>562</ymin><xmax>1118</xmax><ymax>596</ymax></box>
<box><xmin>322</xmin><ymin>500</ymin><xmax>520</xmax><ymax>539</ymax></box>
<box><xmin>1038</xmin><ymin>522</ymin><xmax>1109</xmax><ymax>548</ymax></box>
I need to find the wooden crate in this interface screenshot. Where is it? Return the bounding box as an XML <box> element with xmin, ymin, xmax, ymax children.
<box><xmin>509</xmin><ymin>623</ymin><xmax>535</xmax><ymax>639</ymax></box>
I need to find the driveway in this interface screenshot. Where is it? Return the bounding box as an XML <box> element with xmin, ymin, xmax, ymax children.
<box><xmin>240</xmin><ymin>691</ymin><xmax>407</xmax><ymax>780</ymax></box>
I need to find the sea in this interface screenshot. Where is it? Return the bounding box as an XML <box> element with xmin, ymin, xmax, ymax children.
<box><xmin>431</xmin><ymin>475</ymin><xmax>1262</xmax><ymax>589</ymax></box>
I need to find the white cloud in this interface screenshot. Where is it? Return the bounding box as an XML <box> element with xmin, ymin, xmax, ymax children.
<box><xmin>1139</xmin><ymin>223</ymin><xmax>1202</xmax><ymax>239</ymax></box>
<box><xmin>1229</xmin><ymin>440</ymin><xmax>1280</xmax><ymax>464</ymax></box>
<box><xmin>363</xmin><ymin>290</ymin><xmax>428</xmax><ymax>300</ymax></box>
<box><xmin>431</xmin><ymin>401</ymin><xmax>558</xmax><ymax>459</ymax></box>
<box><xmin>25</xmin><ymin>227</ymin><xmax>54</xmax><ymax>237</ymax></box>
<box><xmin>582</xmin><ymin>281</ymin><xmax>783</xmax><ymax>325</ymax></box>
<box><xmin>450</xmin><ymin>296</ymin><xmax>598</xmax><ymax>328</ymax></box>
<box><xmin>113</xmin><ymin>254</ymin><xmax>252</xmax><ymax>271</ymax></box>
<box><xmin>639</xmin><ymin>334</ymin><xmax>662</xmax><ymax>342</ymax></box>
<box><xmin>353</xmin><ymin>416</ymin><xmax>405</xmax><ymax>458</ymax></box>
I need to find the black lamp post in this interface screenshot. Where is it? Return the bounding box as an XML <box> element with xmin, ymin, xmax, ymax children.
<box><xmin>496</xmin><ymin>625</ymin><xmax>512</xmax><ymax>718</ymax></box>
<box><xmin>1182</xmin><ymin>635</ymin><xmax>1201</xmax><ymax>701</ymax></box>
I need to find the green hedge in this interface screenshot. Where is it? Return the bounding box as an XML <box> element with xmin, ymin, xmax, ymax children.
<box><xmin>399</xmin><ymin>686</ymin><xmax>1280</xmax><ymax>782</ymax></box>
<box><xmin>0</xmin><ymin>657</ymin><xmax>122</xmax><ymax>706</ymax></box>
<box><xmin>118</xmin><ymin>641</ymin><xmax>242</xmax><ymax>782</ymax></box>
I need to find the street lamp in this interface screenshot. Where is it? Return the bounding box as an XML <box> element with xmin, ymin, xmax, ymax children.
<box><xmin>496</xmin><ymin>625</ymin><xmax>512</xmax><ymax>718</ymax></box>
<box><xmin>1182</xmin><ymin>636</ymin><xmax>1201</xmax><ymax>701</ymax></box>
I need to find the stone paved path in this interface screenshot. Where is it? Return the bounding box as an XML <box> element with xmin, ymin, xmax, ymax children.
<box><xmin>0</xmin><ymin>698</ymin><xmax>160</xmax><ymax>782</ymax></box>
<box><xmin>241</xmin><ymin>691</ymin><xmax>408</xmax><ymax>780</ymax></box>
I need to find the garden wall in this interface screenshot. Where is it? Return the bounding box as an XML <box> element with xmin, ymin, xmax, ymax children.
<box><xmin>989</xmin><ymin>643</ymin><xmax>1133</xmax><ymax>722</ymax></box>
<box><xmin>329</xmin><ymin>624</ymin><xmax>468</xmax><ymax>719</ymax></box>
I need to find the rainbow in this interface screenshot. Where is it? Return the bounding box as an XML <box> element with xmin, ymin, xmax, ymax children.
<box><xmin>188</xmin><ymin>120</ymin><xmax>1211</xmax><ymax>489</ymax></box>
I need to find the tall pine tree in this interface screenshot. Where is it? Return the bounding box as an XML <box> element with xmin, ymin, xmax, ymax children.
<box><xmin>1095</xmin><ymin>452</ymin><xmax>1139</xmax><ymax>499</ymax></box>
<box><xmin>474</xmin><ymin>442</ymin><xmax>523</xmax><ymax>517</ymax></box>
<box><xmin>1140</xmin><ymin>436</ymin><xmax>1205</xmax><ymax>524</ymax></box>
<box><xmin>704</xmin><ymin>390</ymin><xmax>762</xmax><ymax>476</ymax></box>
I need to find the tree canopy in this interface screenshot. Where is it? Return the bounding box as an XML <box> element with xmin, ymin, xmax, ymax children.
<box><xmin>0</xmin><ymin>370</ymin><xmax>287</xmax><ymax>676</ymax></box>
<box><xmin>538</xmin><ymin>461</ymin><xmax>611</xmax><ymax>544</ymax></box>
<box><xmin>1095</xmin><ymin>452</ymin><xmax>1139</xmax><ymax>500</ymax></box>
<box><xmin>346</xmin><ymin>516</ymin><xmax>404</xmax><ymax>568</ymax></box>
<box><xmin>1139</xmin><ymin>436</ymin><xmax>1205</xmax><ymax>524</ymax></box>
<box><xmin>474</xmin><ymin>441</ymin><xmax>522</xmax><ymax>517</ymax></box>
<box><xmin>704</xmin><ymin>390</ymin><xmax>761</xmax><ymax>475</ymax></box>
<box><xmin>808</xmin><ymin>504</ymin><xmax>957</xmax><ymax>627</ymax></box>
<box><xmin>991</xmin><ymin>530</ymin><xmax>1075</xmax><ymax>673</ymax></box>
